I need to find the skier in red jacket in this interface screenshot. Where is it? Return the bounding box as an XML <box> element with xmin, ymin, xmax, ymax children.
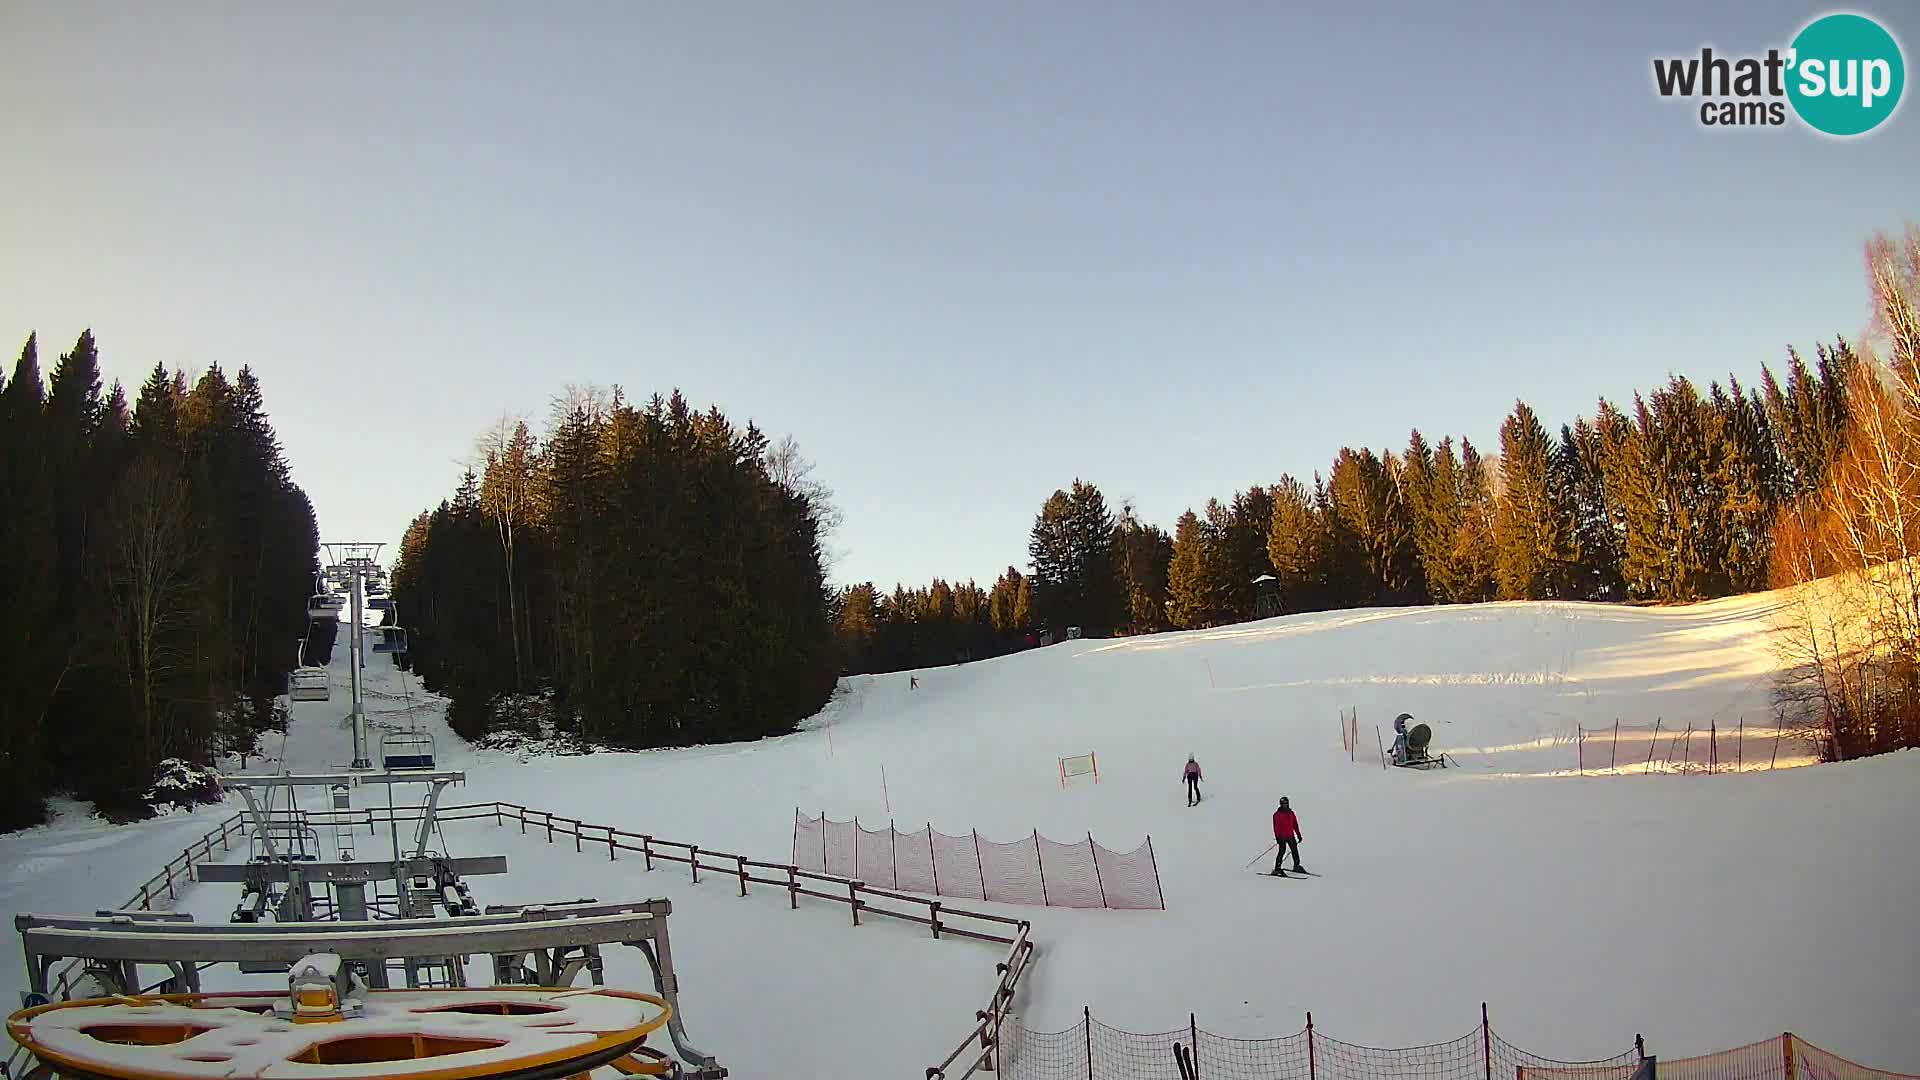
<box><xmin>1269</xmin><ymin>797</ymin><xmax>1306</xmax><ymax>876</ymax></box>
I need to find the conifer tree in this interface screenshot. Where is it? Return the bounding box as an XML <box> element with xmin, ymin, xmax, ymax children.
<box><xmin>1325</xmin><ymin>448</ymin><xmax>1422</xmax><ymax>605</ymax></box>
<box><xmin>1494</xmin><ymin>401</ymin><xmax>1577</xmax><ymax>599</ymax></box>
<box><xmin>1027</xmin><ymin>480</ymin><xmax>1119</xmax><ymax>636</ymax></box>
<box><xmin>1166</xmin><ymin>510</ymin><xmax>1224</xmax><ymax>629</ymax></box>
<box><xmin>1267</xmin><ymin>475</ymin><xmax>1335</xmax><ymax>612</ymax></box>
<box><xmin>1558</xmin><ymin>420</ymin><xmax>1624</xmax><ymax>600</ymax></box>
<box><xmin>0</xmin><ymin>335</ymin><xmax>57</xmax><ymax>828</ymax></box>
<box><xmin>1112</xmin><ymin>504</ymin><xmax>1173</xmax><ymax>635</ymax></box>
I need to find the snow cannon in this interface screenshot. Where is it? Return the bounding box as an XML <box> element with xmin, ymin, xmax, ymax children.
<box><xmin>1391</xmin><ymin>714</ymin><xmax>1449</xmax><ymax>770</ymax></box>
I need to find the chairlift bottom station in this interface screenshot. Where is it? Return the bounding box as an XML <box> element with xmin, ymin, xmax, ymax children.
<box><xmin>5</xmin><ymin>548</ymin><xmax>730</xmax><ymax>1079</ymax></box>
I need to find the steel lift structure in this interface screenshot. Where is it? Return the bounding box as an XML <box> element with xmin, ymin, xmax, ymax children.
<box><xmin>6</xmin><ymin>546</ymin><xmax>726</xmax><ymax>1080</ymax></box>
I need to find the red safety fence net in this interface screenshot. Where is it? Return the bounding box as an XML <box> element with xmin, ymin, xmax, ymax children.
<box><xmin>1658</xmin><ymin>1034</ymin><xmax>1919</xmax><ymax>1080</ymax></box>
<box><xmin>995</xmin><ymin>1013</ymin><xmax>1641</xmax><ymax>1080</ymax></box>
<box><xmin>792</xmin><ymin>811</ymin><xmax>1163</xmax><ymax>910</ymax></box>
<box><xmin>1576</xmin><ymin>721</ymin><xmax>1822</xmax><ymax>775</ymax></box>
<box><xmin>991</xmin><ymin>1015</ymin><xmax>1914</xmax><ymax>1080</ymax></box>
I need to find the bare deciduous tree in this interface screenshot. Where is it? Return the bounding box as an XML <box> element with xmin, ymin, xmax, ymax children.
<box><xmin>477</xmin><ymin>415</ymin><xmax>538</xmax><ymax>690</ymax></box>
<box><xmin>100</xmin><ymin>454</ymin><xmax>198</xmax><ymax>767</ymax></box>
<box><xmin>1770</xmin><ymin>225</ymin><xmax>1920</xmax><ymax>758</ymax></box>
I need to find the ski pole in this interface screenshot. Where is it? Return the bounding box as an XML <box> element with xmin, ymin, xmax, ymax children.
<box><xmin>1244</xmin><ymin>841</ymin><xmax>1277</xmax><ymax>869</ymax></box>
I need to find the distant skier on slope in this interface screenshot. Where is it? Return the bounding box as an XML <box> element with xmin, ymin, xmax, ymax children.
<box><xmin>1269</xmin><ymin>796</ymin><xmax>1306</xmax><ymax>876</ymax></box>
<box><xmin>1182</xmin><ymin>755</ymin><xmax>1203</xmax><ymax>805</ymax></box>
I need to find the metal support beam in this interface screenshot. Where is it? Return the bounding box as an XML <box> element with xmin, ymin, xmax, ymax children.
<box><xmin>413</xmin><ymin>780</ymin><xmax>453</xmax><ymax>858</ymax></box>
<box><xmin>219</xmin><ymin>770</ymin><xmax>466</xmax><ymax>789</ymax></box>
<box><xmin>20</xmin><ymin>906</ymin><xmax>672</xmax><ymax>983</ymax></box>
<box><xmin>231</xmin><ymin>787</ymin><xmax>279</xmax><ymax>863</ymax></box>
<box><xmin>194</xmin><ymin>855</ymin><xmax>508</xmax><ymax>886</ymax></box>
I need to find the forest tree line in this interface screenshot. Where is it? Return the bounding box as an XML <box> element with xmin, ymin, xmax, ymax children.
<box><xmin>0</xmin><ymin>331</ymin><xmax>320</xmax><ymax>829</ymax></box>
<box><xmin>391</xmin><ymin>389</ymin><xmax>838</xmax><ymax>749</ymax></box>
<box><xmin>836</xmin><ymin>347</ymin><xmax>1858</xmax><ymax>666</ymax></box>
<box><xmin>836</xmin><ymin>227</ymin><xmax>1920</xmax><ymax>760</ymax></box>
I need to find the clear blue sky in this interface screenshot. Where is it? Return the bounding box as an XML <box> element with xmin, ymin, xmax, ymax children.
<box><xmin>2</xmin><ymin>3</ymin><xmax>1913</xmax><ymax>589</ymax></box>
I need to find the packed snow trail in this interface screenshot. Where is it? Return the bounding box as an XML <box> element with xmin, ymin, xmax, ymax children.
<box><xmin>4</xmin><ymin>590</ymin><xmax>1917</xmax><ymax>1074</ymax></box>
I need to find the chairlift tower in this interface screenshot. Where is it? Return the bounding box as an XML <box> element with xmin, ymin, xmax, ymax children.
<box><xmin>323</xmin><ymin>542</ymin><xmax>385</xmax><ymax>770</ymax></box>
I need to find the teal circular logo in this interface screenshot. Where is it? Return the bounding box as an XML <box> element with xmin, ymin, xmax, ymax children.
<box><xmin>1786</xmin><ymin>13</ymin><xmax>1905</xmax><ymax>136</ymax></box>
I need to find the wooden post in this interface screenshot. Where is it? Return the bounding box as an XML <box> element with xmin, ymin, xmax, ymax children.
<box><xmin>1147</xmin><ymin>836</ymin><xmax>1165</xmax><ymax>909</ymax></box>
<box><xmin>643</xmin><ymin>835</ymin><xmax>653</xmax><ymax>871</ymax></box>
<box><xmin>1482</xmin><ymin>1003</ymin><xmax>1492</xmax><ymax>1080</ymax></box>
<box><xmin>821</xmin><ymin>810</ymin><xmax>828</xmax><ymax>871</ymax></box>
<box><xmin>928</xmin><ymin>825</ymin><xmax>939</xmax><ymax>895</ymax></box>
<box><xmin>848</xmin><ymin>881</ymin><xmax>860</xmax><ymax>926</ymax></box>
<box><xmin>1088</xmin><ymin>833</ymin><xmax>1107</xmax><ymax>908</ymax></box>
<box><xmin>690</xmin><ymin>845</ymin><xmax>700</xmax><ymax>883</ymax></box>
<box><xmin>929</xmin><ymin>900</ymin><xmax>942</xmax><ymax>939</ymax></box>
<box><xmin>792</xmin><ymin>809</ymin><xmax>800</xmax><ymax>869</ymax></box>
<box><xmin>890</xmin><ymin>820</ymin><xmax>898</xmax><ymax>890</ymax></box>
<box><xmin>1376</xmin><ymin>724</ymin><xmax>1388</xmax><ymax>769</ymax></box>
<box><xmin>1083</xmin><ymin>1006</ymin><xmax>1094</xmax><ymax>1079</ymax></box>
<box><xmin>974</xmin><ymin>830</ymin><xmax>989</xmax><ymax>901</ymax></box>
<box><xmin>573</xmin><ymin>819</ymin><xmax>582</xmax><ymax>853</ymax></box>
<box><xmin>1771</xmin><ymin>726</ymin><xmax>1783</xmax><ymax>769</ymax></box>
<box><xmin>1645</xmin><ymin>719</ymin><xmax>1662</xmax><ymax>771</ymax></box>
<box><xmin>1307</xmin><ymin>1011</ymin><xmax>1317</xmax><ymax>1080</ymax></box>
<box><xmin>1710</xmin><ymin>721</ymin><xmax>1717</xmax><ymax>774</ymax></box>
<box><xmin>1034</xmin><ymin>829</ymin><xmax>1049</xmax><ymax>906</ymax></box>
<box><xmin>1737</xmin><ymin>718</ymin><xmax>1744</xmax><ymax>771</ymax></box>
<box><xmin>1783</xmin><ymin>1032</ymin><xmax>1796</xmax><ymax>1080</ymax></box>
<box><xmin>787</xmin><ymin>866</ymin><xmax>798</xmax><ymax>909</ymax></box>
<box><xmin>544</xmin><ymin>812</ymin><xmax>553</xmax><ymax>843</ymax></box>
<box><xmin>736</xmin><ymin>855</ymin><xmax>748</xmax><ymax>897</ymax></box>
<box><xmin>1192</xmin><ymin>1012</ymin><xmax>1201</xmax><ymax>1076</ymax></box>
<box><xmin>494</xmin><ymin>804</ymin><xmax>502</xmax><ymax>828</ymax></box>
<box><xmin>1577</xmin><ymin>725</ymin><xmax>1583</xmax><ymax>776</ymax></box>
<box><xmin>608</xmin><ymin>826</ymin><xmax>617</xmax><ymax>861</ymax></box>
<box><xmin>1612</xmin><ymin>720</ymin><xmax>1620</xmax><ymax>771</ymax></box>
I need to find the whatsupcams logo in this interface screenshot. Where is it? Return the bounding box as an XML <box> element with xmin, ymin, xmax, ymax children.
<box><xmin>1652</xmin><ymin>12</ymin><xmax>1905</xmax><ymax>135</ymax></box>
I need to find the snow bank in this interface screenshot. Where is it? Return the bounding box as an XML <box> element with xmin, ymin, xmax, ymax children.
<box><xmin>5</xmin><ymin>588</ymin><xmax>1917</xmax><ymax>1075</ymax></box>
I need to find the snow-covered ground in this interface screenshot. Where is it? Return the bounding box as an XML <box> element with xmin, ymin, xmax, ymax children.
<box><xmin>4</xmin><ymin>590</ymin><xmax>1917</xmax><ymax>1075</ymax></box>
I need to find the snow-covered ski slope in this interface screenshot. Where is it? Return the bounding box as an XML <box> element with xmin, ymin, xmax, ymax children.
<box><xmin>4</xmin><ymin>589</ymin><xmax>1917</xmax><ymax>1076</ymax></box>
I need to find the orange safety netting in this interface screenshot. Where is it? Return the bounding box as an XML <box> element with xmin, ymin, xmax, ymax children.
<box><xmin>792</xmin><ymin>811</ymin><xmax>1163</xmax><ymax>910</ymax></box>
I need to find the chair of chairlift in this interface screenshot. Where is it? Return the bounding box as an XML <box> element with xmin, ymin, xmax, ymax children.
<box><xmin>370</xmin><ymin>626</ymin><xmax>409</xmax><ymax>654</ymax></box>
<box><xmin>381</xmin><ymin>730</ymin><xmax>436</xmax><ymax>770</ymax></box>
<box><xmin>307</xmin><ymin>594</ymin><xmax>341</xmax><ymax>620</ymax></box>
<box><xmin>288</xmin><ymin>668</ymin><xmax>331</xmax><ymax>702</ymax></box>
